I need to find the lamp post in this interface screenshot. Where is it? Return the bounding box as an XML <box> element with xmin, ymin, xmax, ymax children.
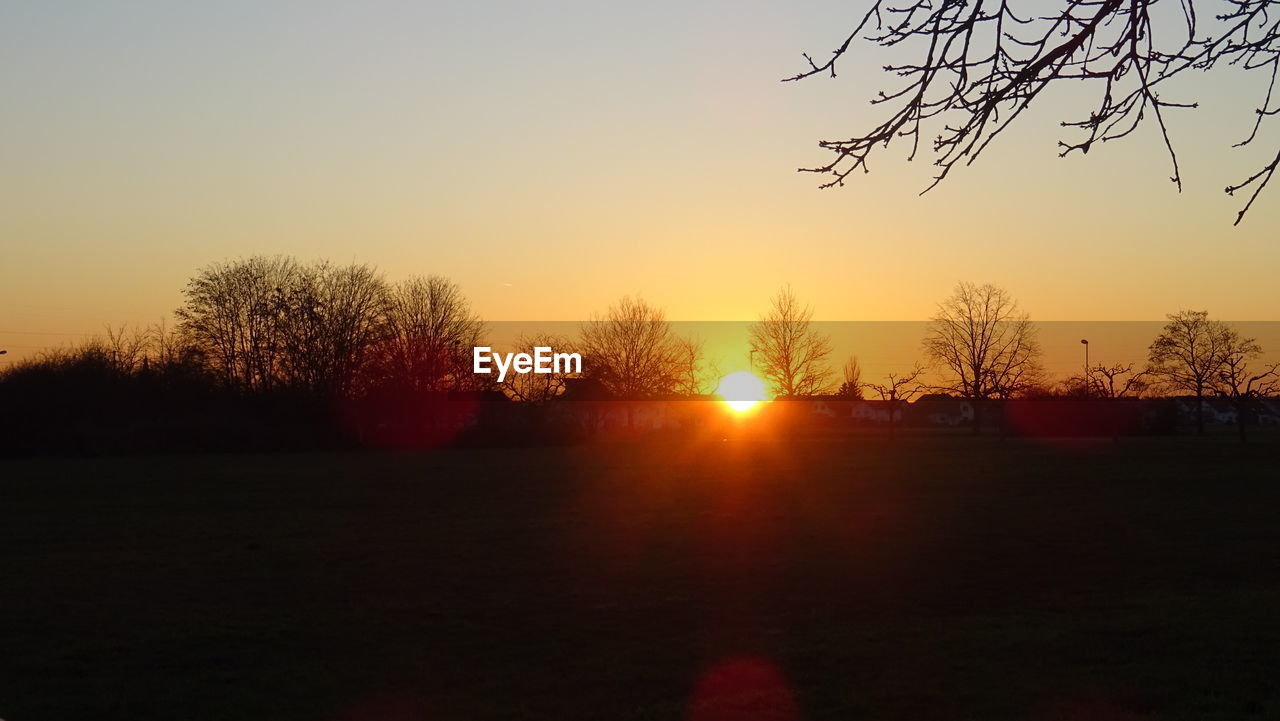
<box><xmin>748</xmin><ymin>349</ymin><xmax>756</xmax><ymax>374</ymax></box>
<box><xmin>1080</xmin><ymin>339</ymin><xmax>1090</xmax><ymax>396</ymax></box>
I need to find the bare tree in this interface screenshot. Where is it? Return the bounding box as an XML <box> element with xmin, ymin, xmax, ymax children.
<box><xmin>176</xmin><ymin>256</ymin><xmax>300</xmax><ymax>390</ymax></box>
<box><xmin>366</xmin><ymin>275</ymin><xmax>486</xmax><ymax>394</ymax></box>
<box><xmin>104</xmin><ymin>324</ymin><xmax>155</xmax><ymax>373</ymax></box>
<box><xmin>1059</xmin><ymin>361</ymin><xmax>1151</xmax><ymax>440</ymax></box>
<box><xmin>95</xmin><ymin>322</ymin><xmax>196</xmax><ymax>375</ymax></box>
<box><xmin>578</xmin><ymin>296</ymin><xmax>681</xmax><ymax>399</ymax></box>
<box><xmin>274</xmin><ymin>262</ymin><xmax>388</xmax><ymax>396</ymax></box>
<box><xmin>1090</xmin><ymin>363</ymin><xmax>1151</xmax><ymax>399</ymax></box>
<box><xmin>838</xmin><ymin>355</ymin><xmax>865</xmax><ymax>399</ymax></box>
<box><xmin>146</xmin><ymin>320</ymin><xmax>199</xmax><ymax>369</ymax></box>
<box><xmin>1148</xmin><ymin>310</ymin><xmax>1231</xmax><ymax>434</ymax></box>
<box><xmin>924</xmin><ymin>282</ymin><xmax>1043</xmax><ymax>403</ymax></box>
<box><xmin>1063</xmin><ymin>362</ymin><xmax>1151</xmax><ymax>397</ymax></box>
<box><xmin>749</xmin><ymin>286</ymin><xmax>835</xmax><ymax>397</ymax></box>
<box><xmin>1209</xmin><ymin>326</ymin><xmax>1279</xmax><ymax>441</ymax></box>
<box><xmin>672</xmin><ymin>335</ymin><xmax>719</xmax><ymax>397</ymax></box>
<box><xmin>180</xmin><ymin>264</ymin><xmax>485</xmax><ymax>397</ymax></box>
<box><xmin>865</xmin><ymin>363</ymin><xmax>927</xmax><ymax>439</ymax></box>
<box><xmin>499</xmin><ymin>333</ymin><xmax>578</xmax><ymax>403</ymax></box>
<box><xmin>787</xmin><ymin>0</ymin><xmax>1280</xmax><ymax>224</ymax></box>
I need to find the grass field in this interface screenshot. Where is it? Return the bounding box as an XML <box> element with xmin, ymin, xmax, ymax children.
<box><xmin>3</xmin><ymin>432</ymin><xmax>1279</xmax><ymax>720</ymax></box>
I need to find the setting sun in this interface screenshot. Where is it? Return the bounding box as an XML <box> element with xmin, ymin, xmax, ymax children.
<box><xmin>716</xmin><ymin>371</ymin><xmax>769</xmax><ymax>413</ymax></box>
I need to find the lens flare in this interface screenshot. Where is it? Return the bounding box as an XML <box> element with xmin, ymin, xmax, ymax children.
<box><xmin>716</xmin><ymin>371</ymin><xmax>768</xmax><ymax>412</ymax></box>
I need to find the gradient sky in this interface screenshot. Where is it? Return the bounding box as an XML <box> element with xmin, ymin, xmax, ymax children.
<box><xmin>3</xmin><ymin>0</ymin><xmax>1279</xmax><ymax>363</ymax></box>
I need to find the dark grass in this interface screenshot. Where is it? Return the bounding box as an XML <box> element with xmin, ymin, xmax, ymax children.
<box><xmin>2</xmin><ymin>431</ymin><xmax>1279</xmax><ymax>720</ymax></box>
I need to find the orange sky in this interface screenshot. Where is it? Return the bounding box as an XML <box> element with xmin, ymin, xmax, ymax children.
<box><xmin>2</xmin><ymin>1</ymin><xmax>1278</xmax><ymax>367</ymax></box>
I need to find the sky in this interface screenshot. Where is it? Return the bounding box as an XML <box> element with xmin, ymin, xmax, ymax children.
<box><xmin>2</xmin><ymin>0</ymin><xmax>1279</xmax><ymax>364</ymax></box>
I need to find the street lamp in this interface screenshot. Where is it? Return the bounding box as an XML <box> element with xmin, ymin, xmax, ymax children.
<box><xmin>1080</xmin><ymin>339</ymin><xmax>1089</xmax><ymax>396</ymax></box>
<box><xmin>748</xmin><ymin>349</ymin><xmax>756</xmax><ymax>374</ymax></box>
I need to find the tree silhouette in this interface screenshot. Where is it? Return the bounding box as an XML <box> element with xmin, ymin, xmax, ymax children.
<box><xmin>866</xmin><ymin>363</ymin><xmax>927</xmax><ymax>439</ymax></box>
<box><xmin>1147</xmin><ymin>310</ymin><xmax>1230</xmax><ymax>434</ymax></box>
<box><xmin>1209</xmin><ymin>326</ymin><xmax>1279</xmax><ymax>440</ymax></box>
<box><xmin>672</xmin><ymin>335</ymin><xmax>718</xmax><ymax>397</ymax></box>
<box><xmin>838</xmin><ymin>356</ymin><xmax>865</xmax><ymax>399</ymax></box>
<box><xmin>1063</xmin><ymin>362</ymin><xmax>1151</xmax><ymax>398</ymax></box>
<box><xmin>924</xmin><ymin>282</ymin><xmax>1043</xmax><ymax>401</ymax></box>
<box><xmin>366</xmin><ymin>275</ymin><xmax>486</xmax><ymax>394</ymax></box>
<box><xmin>177</xmin><ymin>256</ymin><xmax>300</xmax><ymax>391</ymax></box>
<box><xmin>748</xmin><ymin>286</ymin><xmax>835</xmax><ymax>397</ymax></box>
<box><xmin>273</xmin><ymin>262</ymin><xmax>387</xmax><ymax>396</ymax></box>
<box><xmin>787</xmin><ymin>0</ymin><xmax>1280</xmax><ymax>224</ymax></box>
<box><xmin>578</xmin><ymin>296</ymin><xmax>682</xmax><ymax>399</ymax></box>
<box><xmin>498</xmin><ymin>333</ymin><xmax>577</xmax><ymax>403</ymax></box>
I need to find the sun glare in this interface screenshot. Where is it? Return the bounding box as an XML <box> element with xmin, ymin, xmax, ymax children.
<box><xmin>716</xmin><ymin>371</ymin><xmax>768</xmax><ymax>413</ymax></box>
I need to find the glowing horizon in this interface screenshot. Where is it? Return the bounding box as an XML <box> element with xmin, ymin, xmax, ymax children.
<box><xmin>2</xmin><ymin>2</ymin><xmax>1278</xmax><ymax>367</ymax></box>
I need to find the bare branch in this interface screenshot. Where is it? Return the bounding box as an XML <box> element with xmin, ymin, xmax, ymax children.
<box><xmin>789</xmin><ymin>0</ymin><xmax>1280</xmax><ymax>223</ymax></box>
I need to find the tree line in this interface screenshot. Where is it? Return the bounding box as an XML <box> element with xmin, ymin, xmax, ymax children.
<box><xmin>2</xmin><ymin>258</ymin><xmax>1277</xmax><ymax>451</ymax></box>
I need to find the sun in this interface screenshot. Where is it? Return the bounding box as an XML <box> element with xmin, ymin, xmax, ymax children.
<box><xmin>716</xmin><ymin>371</ymin><xmax>769</xmax><ymax>413</ymax></box>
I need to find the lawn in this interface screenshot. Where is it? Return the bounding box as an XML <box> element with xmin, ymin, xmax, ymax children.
<box><xmin>2</xmin><ymin>432</ymin><xmax>1279</xmax><ymax>720</ymax></box>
